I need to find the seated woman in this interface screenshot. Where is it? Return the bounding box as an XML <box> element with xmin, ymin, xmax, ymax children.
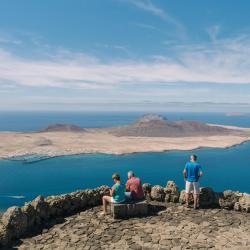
<box><xmin>101</xmin><ymin>173</ymin><xmax>125</xmax><ymax>215</ymax></box>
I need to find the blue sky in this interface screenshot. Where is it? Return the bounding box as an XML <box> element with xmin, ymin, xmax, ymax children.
<box><xmin>1</xmin><ymin>0</ymin><xmax>250</xmax><ymax>111</ymax></box>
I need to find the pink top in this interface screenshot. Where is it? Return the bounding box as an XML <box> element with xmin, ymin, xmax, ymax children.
<box><xmin>126</xmin><ymin>177</ymin><xmax>144</xmax><ymax>200</ymax></box>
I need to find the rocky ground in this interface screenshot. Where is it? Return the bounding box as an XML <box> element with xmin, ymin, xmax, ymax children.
<box><xmin>15</xmin><ymin>203</ymin><xmax>250</xmax><ymax>250</ymax></box>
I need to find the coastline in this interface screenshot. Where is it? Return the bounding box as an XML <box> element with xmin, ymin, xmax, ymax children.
<box><xmin>2</xmin><ymin>138</ymin><xmax>250</xmax><ymax>162</ymax></box>
<box><xmin>0</xmin><ymin>124</ymin><xmax>250</xmax><ymax>160</ymax></box>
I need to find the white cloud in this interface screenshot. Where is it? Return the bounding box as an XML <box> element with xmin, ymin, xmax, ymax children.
<box><xmin>1</xmin><ymin>34</ymin><xmax>250</xmax><ymax>91</ymax></box>
<box><xmin>125</xmin><ymin>0</ymin><xmax>186</xmax><ymax>38</ymax></box>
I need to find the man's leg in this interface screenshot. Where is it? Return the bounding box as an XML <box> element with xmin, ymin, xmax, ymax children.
<box><xmin>185</xmin><ymin>193</ymin><xmax>190</xmax><ymax>207</ymax></box>
<box><xmin>193</xmin><ymin>194</ymin><xmax>199</xmax><ymax>209</ymax></box>
<box><xmin>102</xmin><ymin>195</ymin><xmax>111</xmax><ymax>214</ymax></box>
<box><xmin>193</xmin><ymin>182</ymin><xmax>200</xmax><ymax>209</ymax></box>
<box><xmin>185</xmin><ymin>181</ymin><xmax>191</xmax><ymax>207</ymax></box>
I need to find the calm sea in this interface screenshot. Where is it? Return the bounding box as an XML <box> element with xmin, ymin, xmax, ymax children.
<box><xmin>1</xmin><ymin>111</ymin><xmax>250</xmax><ymax>131</ymax></box>
<box><xmin>0</xmin><ymin>112</ymin><xmax>250</xmax><ymax>211</ymax></box>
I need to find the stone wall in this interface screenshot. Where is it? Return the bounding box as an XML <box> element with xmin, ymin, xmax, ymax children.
<box><xmin>0</xmin><ymin>181</ymin><xmax>249</xmax><ymax>247</ymax></box>
<box><xmin>0</xmin><ymin>186</ymin><xmax>109</xmax><ymax>247</ymax></box>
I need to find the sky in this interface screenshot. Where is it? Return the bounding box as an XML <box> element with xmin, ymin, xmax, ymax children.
<box><xmin>1</xmin><ymin>0</ymin><xmax>250</xmax><ymax>112</ymax></box>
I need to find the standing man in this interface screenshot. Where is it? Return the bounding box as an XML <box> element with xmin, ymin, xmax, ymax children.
<box><xmin>126</xmin><ymin>171</ymin><xmax>144</xmax><ymax>201</ymax></box>
<box><xmin>183</xmin><ymin>155</ymin><xmax>203</xmax><ymax>209</ymax></box>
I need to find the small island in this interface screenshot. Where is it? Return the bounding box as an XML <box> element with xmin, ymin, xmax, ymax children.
<box><xmin>1</xmin><ymin>114</ymin><xmax>250</xmax><ymax>160</ymax></box>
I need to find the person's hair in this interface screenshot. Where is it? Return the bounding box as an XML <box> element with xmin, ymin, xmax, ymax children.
<box><xmin>112</xmin><ymin>173</ymin><xmax>120</xmax><ymax>181</ymax></box>
<box><xmin>191</xmin><ymin>154</ymin><xmax>198</xmax><ymax>161</ymax></box>
<box><xmin>128</xmin><ymin>171</ymin><xmax>135</xmax><ymax>178</ymax></box>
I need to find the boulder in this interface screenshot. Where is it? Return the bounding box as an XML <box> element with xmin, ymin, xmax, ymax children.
<box><xmin>86</xmin><ymin>186</ymin><xmax>109</xmax><ymax>207</ymax></box>
<box><xmin>219</xmin><ymin>190</ymin><xmax>241</xmax><ymax>210</ymax></box>
<box><xmin>179</xmin><ymin>190</ymin><xmax>186</xmax><ymax>204</ymax></box>
<box><xmin>151</xmin><ymin>185</ymin><xmax>165</xmax><ymax>202</ymax></box>
<box><xmin>1</xmin><ymin>206</ymin><xmax>28</xmax><ymax>239</ymax></box>
<box><xmin>142</xmin><ymin>183</ymin><xmax>152</xmax><ymax>200</ymax></box>
<box><xmin>31</xmin><ymin>195</ymin><xmax>50</xmax><ymax>224</ymax></box>
<box><xmin>199</xmin><ymin>187</ymin><xmax>216</xmax><ymax>207</ymax></box>
<box><xmin>21</xmin><ymin>203</ymin><xmax>36</xmax><ymax>228</ymax></box>
<box><xmin>142</xmin><ymin>183</ymin><xmax>152</xmax><ymax>194</ymax></box>
<box><xmin>46</xmin><ymin>195</ymin><xmax>71</xmax><ymax>217</ymax></box>
<box><xmin>164</xmin><ymin>181</ymin><xmax>179</xmax><ymax>203</ymax></box>
<box><xmin>234</xmin><ymin>193</ymin><xmax>250</xmax><ymax>213</ymax></box>
<box><xmin>0</xmin><ymin>224</ymin><xmax>9</xmax><ymax>247</ymax></box>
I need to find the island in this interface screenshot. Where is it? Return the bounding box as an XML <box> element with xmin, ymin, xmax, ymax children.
<box><xmin>1</xmin><ymin>114</ymin><xmax>250</xmax><ymax>160</ymax></box>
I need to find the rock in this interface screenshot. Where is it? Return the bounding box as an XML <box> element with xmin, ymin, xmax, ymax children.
<box><xmin>151</xmin><ymin>185</ymin><xmax>165</xmax><ymax>202</ymax></box>
<box><xmin>234</xmin><ymin>193</ymin><xmax>250</xmax><ymax>213</ymax></box>
<box><xmin>21</xmin><ymin>203</ymin><xmax>36</xmax><ymax>228</ymax></box>
<box><xmin>142</xmin><ymin>183</ymin><xmax>152</xmax><ymax>194</ymax></box>
<box><xmin>219</xmin><ymin>190</ymin><xmax>241</xmax><ymax>209</ymax></box>
<box><xmin>164</xmin><ymin>181</ymin><xmax>179</xmax><ymax>203</ymax></box>
<box><xmin>0</xmin><ymin>224</ymin><xmax>9</xmax><ymax>247</ymax></box>
<box><xmin>199</xmin><ymin>187</ymin><xmax>216</xmax><ymax>207</ymax></box>
<box><xmin>142</xmin><ymin>183</ymin><xmax>152</xmax><ymax>200</ymax></box>
<box><xmin>46</xmin><ymin>194</ymin><xmax>72</xmax><ymax>217</ymax></box>
<box><xmin>1</xmin><ymin>206</ymin><xmax>28</xmax><ymax>239</ymax></box>
<box><xmin>179</xmin><ymin>190</ymin><xmax>186</xmax><ymax>204</ymax></box>
<box><xmin>31</xmin><ymin>195</ymin><xmax>50</xmax><ymax>223</ymax></box>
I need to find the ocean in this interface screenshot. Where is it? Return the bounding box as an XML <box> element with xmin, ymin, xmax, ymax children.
<box><xmin>1</xmin><ymin>111</ymin><xmax>250</xmax><ymax>132</ymax></box>
<box><xmin>0</xmin><ymin>112</ymin><xmax>250</xmax><ymax>212</ymax></box>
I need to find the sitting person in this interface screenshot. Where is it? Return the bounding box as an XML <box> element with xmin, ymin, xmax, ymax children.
<box><xmin>101</xmin><ymin>173</ymin><xmax>125</xmax><ymax>215</ymax></box>
<box><xmin>125</xmin><ymin>171</ymin><xmax>144</xmax><ymax>200</ymax></box>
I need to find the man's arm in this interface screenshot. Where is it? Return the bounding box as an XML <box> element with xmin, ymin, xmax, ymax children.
<box><xmin>110</xmin><ymin>185</ymin><xmax>115</xmax><ymax>196</ymax></box>
<box><xmin>199</xmin><ymin>165</ymin><xmax>203</xmax><ymax>178</ymax></box>
<box><xmin>183</xmin><ymin>169</ymin><xmax>187</xmax><ymax>180</ymax></box>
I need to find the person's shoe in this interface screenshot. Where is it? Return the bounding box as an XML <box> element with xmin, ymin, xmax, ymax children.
<box><xmin>185</xmin><ymin>204</ymin><xmax>191</xmax><ymax>208</ymax></box>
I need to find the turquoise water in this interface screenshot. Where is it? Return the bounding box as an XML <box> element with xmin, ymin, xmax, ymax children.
<box><xmin>0</xmin><ymin>141</ymin><xmax>250</xmax><ymax>212</ymax></box>
<box><xmin>1</xmin><ymin>111</ymin><xmax>250</xmax><ymax>131</ymax></box>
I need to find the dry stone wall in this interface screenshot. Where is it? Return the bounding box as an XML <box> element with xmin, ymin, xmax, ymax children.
<box><xmin>0</xmin><ymin>186</ymin><xmax>109</xmax><ymax>247</ymax></box>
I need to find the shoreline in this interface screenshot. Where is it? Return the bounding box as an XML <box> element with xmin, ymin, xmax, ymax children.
<box><xmin>1</xmin><ymin>136</ymin><xmax>250</xmax><ymax>162</ymax></box>
<box><xmin>1</xmin><ymin>123</ymin><xmax>250</xmax><ymax>161</ymax></box>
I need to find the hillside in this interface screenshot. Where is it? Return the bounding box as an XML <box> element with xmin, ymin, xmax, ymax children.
<box><xmin>104</xmin><ymin>114</ymin><xmax>238</xmax><ymax>137</ymax></box>
<box><xmin>40</xmin><ymin>124</ymin><xmax>86</xmax><ymax>133</ymax></box>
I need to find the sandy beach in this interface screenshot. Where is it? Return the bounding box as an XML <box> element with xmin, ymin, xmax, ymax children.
<box><xmin>0</xmin><ymin>124</ymin><xmax>250</xmax><ymax>159</ymax></box>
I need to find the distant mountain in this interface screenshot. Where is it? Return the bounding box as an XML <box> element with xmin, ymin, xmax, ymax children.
<box><xmin>41</xmin><ymin>124</ymin><xmax>86</xmax><ymax>132</ymax></box>
<box><xmin>105</xmin><ymin>114</ymin><xmax>236</xmax><ymax>137</ymax></box>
